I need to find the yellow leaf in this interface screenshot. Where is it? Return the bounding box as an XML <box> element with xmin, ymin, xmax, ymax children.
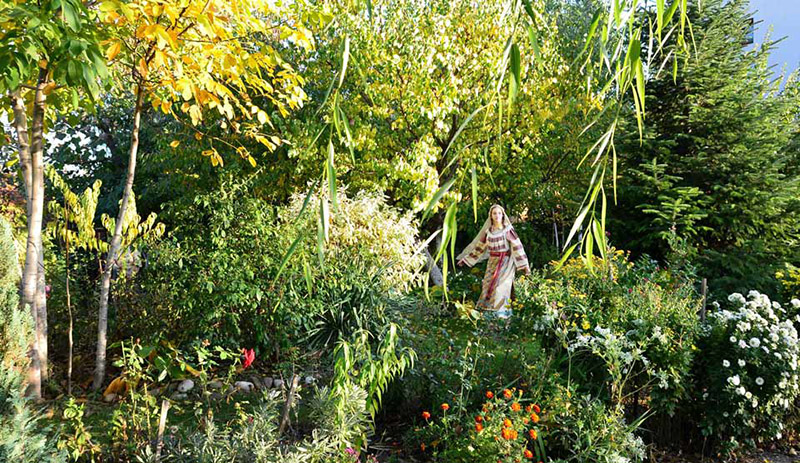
<box><xmin>106</xmin><ymin>41</ymin><xmax>122</xmax><ymax>61</ymax></box>
<box><xmin>257</xmin><ymin>110</ymin><xmax>268</xmax><ymax>125</ymax></box>
<box><xmin>42</xmin><ymin>82</ymin><xmax>57</xmax><ymax>95</ymax></box>
<box><xmin>169</xmin><ymin>140</ymin><xmax>180</xmax><ymax>148</ymax></box>
<box><xmin>103</xmin><ymin>376</ymin><xmax>127</xmax><ymax>396</ymax></box>
<box><xmin>194</xmin><ymin>132</ymin><xmax>203</xmax><ymax>141</ymax></box>
<box><xmin>247</xmin><ymin>155</ymin><xmax>256</xmax><ymax>167</ymax></box>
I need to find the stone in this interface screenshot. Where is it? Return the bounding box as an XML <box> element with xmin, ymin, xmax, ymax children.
<box><xmin>248</xmin><ymin>376</ymin><xmax>263</xmax><ymax>389</ymax></box>
<box><xmin>304</xmin><ymin>376</ymin><xmax>315</xmax><ymax>385</ymax></box>
<box><xmin>262</xmin><ymin>377</ymin><xmax>274</xmax><ymax>389</ymax></box>
<box><xmin>210</xmin><ymin>392</ymin><xmax>223</xmax><ymax>401</ymax></box>
<box><xmin>103</xmin><ymin>393</ymin><xmax>117</xmax><ymax>403</ymax></box>
<box><xmin>207</xmin><ymin>380</ymin><xmax>223</xmax><ymax>390</ymax></box>
<box><xmin>272</xmin><ymin>378</ymin><xmax>284</xmax><ymax>389</ymax></box>
<box><xmin>234</xmin><ymin>381</ymin><xmax>255</xmax><ymax>393</ymax></box>
<box><xmin>171</xmin><ymin>392</ymin><xmax>188</xmax><ymax>401</ymax></box>
<box><xmin>177</xmin><ymin>379</ymin><xmax>195</xmax><ymax>393</ymax></box>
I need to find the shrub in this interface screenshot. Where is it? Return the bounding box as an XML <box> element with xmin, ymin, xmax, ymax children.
<box><xmin>513</xmin><ymin>251</ymin><xmax>701</xmax><ymax>416</ymax></box>
<box><xmin>0</xmin><ymin>217</ymin><xmax>64</xmax><ymax>462</ymax></box>
<box><xmin>411</xmin><ymin>388</ymin><xmax>547</xmax><ymax>462</ymax></box>
<box><xmin>694</xmin><ymin>290</ymin><xmax>800</xmax><ymax>455</ymax></box>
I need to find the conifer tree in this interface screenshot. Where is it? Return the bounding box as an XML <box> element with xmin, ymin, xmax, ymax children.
<box><xmin>615</xmin><ymin>0</ymin><xmax>800</xmax><ymax>295</ymax></box>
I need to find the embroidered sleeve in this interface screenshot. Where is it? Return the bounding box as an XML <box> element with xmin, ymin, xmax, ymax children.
<box><xmin>462</xmin><ymin>230</ymin><xmax>487</xmax><ymax>266</ymax></box>
<box><xmin>507</xmin><ymin>228</ymin><xmax>530</xmax><ymax>272</ymax></box>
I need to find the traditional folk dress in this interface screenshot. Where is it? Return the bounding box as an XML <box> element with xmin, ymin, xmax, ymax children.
<box><xmin>457</xmin><ymin>206</ymin><xmax>530</xmax><ymax>317</ymax></box>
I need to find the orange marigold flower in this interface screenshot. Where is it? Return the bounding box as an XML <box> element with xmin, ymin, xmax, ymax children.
<box><xmin>486</xmin><ymin>391</ymin><xmax>494</xmax><ymax>399</ymax></box>
<box><xmin>524</xmin><ymin>449</ymin><xmax>534</xmax><ymax>459</ymax></box>
<box><xmin>475</xmin><ymin>423</ymin><xmax>484</xmax><ymax>432</ymax></box>
<box><xmin>525</xmin><ymin>404</ymin><xmax>533</xmax><ymax>413</ymax></box>
<box><xmin>440</xmin><ymin>403</ymin><xmax>450</xmax><ymax>411</ymax></box>
<box><xmin>533</xmin><ymin>404</ymin><xmax>541</xmax><ymax>413</ymax></box>
<box><xmin>530</xmin><ymin>413</ymin><xmax>540</xmax><ymax>424</ymax></box>
<box><xmin>523</xmin><ymin>417</ymin><xmax>530</xmax><ymax>424</ymax></box>
<box><xmin>528</xmin><ymin>429</ymin><xmax>538</xmax><ymax>440</ymax></box>
<box><xmin>503</xmin><ymin>418</ymin><xmax>513</xmax><ymax>428</ymax></box>
<box><xmin>475</xmin><ymin>415</ymin><xmax>483</xmax><ymax>423</ymax></box>
<box><xmin>501</xmin><ymin>428</ymin><xmax>517</xmax><ymax>440</ymax></box>
<box><xmin>422</xmin><ymin>411</ymin><xmax>431</xmax><ymax>420</ymax></box>
<box><xmin>421</xmin><ymin>443</ymin><xmax>426</xmax><ymax>452</ymax></box>
<box><xmin>503</xmin><ymin>389</ymin><xmax>513</xmax><ymax>399</ymax></box>
<box><xmin>511</xmin><ymin>402</ymin><xmax>522</xmax><ymax>412</ymax></box>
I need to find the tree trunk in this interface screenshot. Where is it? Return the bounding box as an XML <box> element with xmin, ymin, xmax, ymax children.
<box><xmin>65</xmin><ymin>210</ymin><xmax>73</xmax><ymax>395</ymax></box>
<box><xmin>37</xmin><ymin>249</ymin><xmax>48</xmax><ymax>382</ymax></box>
<box><xmin>94</xmin><ymin>85</ymin><xmax>144</xmax><ymax>391</ymax></box>
<box><xmin>14</xmin><ymin>69</ymin><xmax>48</xmax><ymax>399</ymax></box>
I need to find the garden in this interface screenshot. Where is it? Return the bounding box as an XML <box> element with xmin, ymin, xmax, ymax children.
<box><xmin>1</xmin><ymin>0</ymin><xmax>800</xmax><ymax>462</ymax></box>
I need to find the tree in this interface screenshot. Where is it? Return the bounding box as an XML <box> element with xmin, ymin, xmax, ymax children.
<box><xmin>614</xmin><ymin>0</ymin><xmax>800</xmax><ymax>295</ymax></box>
<box><xmin>0</xmin><ymin>0</ymin><xmax>107</xmax><ymax>398</ymax></box>
<box><xmin>46</xmin><ymin>170</ymin><xmax>102</xmax><ymax>395</ymax></box>
<box><xmin>92</xmin><ymin>0</ymin><xmax>315</xmax><ymax>389</ymax></box>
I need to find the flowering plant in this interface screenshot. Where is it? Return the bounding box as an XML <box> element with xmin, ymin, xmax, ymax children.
<box><xmin>696</xmin><ymin>290</ymin><xmax>800</xmax><ymax>454</ymax></box>
<box><xmin>411</xmin><ymin>389</ymin><xmax>547</xmax><ymax>462</ymax></box>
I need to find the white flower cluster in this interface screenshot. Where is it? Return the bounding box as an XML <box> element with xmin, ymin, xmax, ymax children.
<box><xmin>711</xmin><ymin>290</ymin><xmax>800</xmax><ymax>420</ymax></box>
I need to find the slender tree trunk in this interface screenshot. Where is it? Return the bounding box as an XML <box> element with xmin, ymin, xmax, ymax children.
<box><xmin>14</xmin><ymin>69</ymin><xmax>48</xmax><ymax>399</ymax></box>
<box><xmin>65</xmin><ymin>203</ymin><xmax>73</xmax><ymax>395</ymax></box>
<box><xmin>94</xmin><ymin>85</ymin><xmax>144</xmax><ymax>390</ymax></box>
<box><xmin>37</xmin><ymin>249</ymin><xmax>48</xmax><ymax>381</ymax></box>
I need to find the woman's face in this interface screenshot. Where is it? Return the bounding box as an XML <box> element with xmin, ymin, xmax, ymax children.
<box><xmin>491</xmin><ymin>207</ymin><xmax>504</xmax><ymax>226</ymax></box>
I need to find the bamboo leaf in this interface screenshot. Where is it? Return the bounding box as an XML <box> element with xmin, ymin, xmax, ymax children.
<box><xmin>508</xmin><ymin>43</ymin><xmax>521</xmax><ymax>106</ymax></box>
<box><xmin>443</xmin><ymin>104</ymin><xmax>487</xmax><ymax>159</ymax></box>
<box><xmin>656</xmin><ymin>0</ymin><xmax>665</xmax><ymax>40</ymax></box>
<box><xmin>421</xmin><ymin>177</ymin><xmax>456</xmax><ymax>223</ymax></box>
<box><xmin>564</xmin><ymin>203</ymin><xmax>590</xmax><ymax>250</ymax></box>
<box><xmin>522</xmin><ymin>0</ymin><xmax>536</xmax><ymax>22</ymax></box>
<box><xmin>327</xmin><ymin>140</ymin><xmax>338</xmax><ymax>212</ymax></box>
<box><xmin>554</xmin><ymin>242</ymin><xmax>579</xmax><ymax>271</ymax></box>
<box><xmin>274</xmin><ymin>233</ymin><xmax>304</xmax><ymax>281</ymax></box>
<box><xmin>338</xmin><ymin>36</ymin><xmax>350</xmax><ymax>89</ymax></box>
<box><xmin>471</xmin><ymin>166</ymin><xmax>478</xmax><ymax>223</ymax></box>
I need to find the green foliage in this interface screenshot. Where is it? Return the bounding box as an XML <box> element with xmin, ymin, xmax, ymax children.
<box><xmin>615</xmin><ymin>0</ymin><xmax>800</xmax><ymax>297</ymax></box>
<box><xmin>694</xmin><ymin>291</ymin><xmax>800</xmax><ymax>455</ymax></box>
<box><xmin>0</xmin><ymin>218</ymin><xmax>64</xmax><ymax>462</ymax></box>
<box><xmin>513</xmin><ymin>252</ymin><xmax>701</xmax><ymax>416</ymax></box>
<box><xmin>412</xmin><ymin>389</ymin><xmax>547</xmax><ymax>463</ymax></box>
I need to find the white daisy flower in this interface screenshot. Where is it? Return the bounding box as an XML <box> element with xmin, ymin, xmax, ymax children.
<box><xmin>756</xmin><ymin>377</ymin><xmax>764</xmax><ymax>386</ymax></box>
<box><xmin>738</xmin><ymin>359</ymin><xmax>746</xmax><ymax>367</ymax></box>
<box><xmin>723</xmin><ymin>360</ymin><xmax>730</xmax><ymax>367</ymax></box>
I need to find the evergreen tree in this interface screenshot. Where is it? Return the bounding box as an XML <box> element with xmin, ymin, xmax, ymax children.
<box><xmin>0</xmin><ymin>217</ymin><xmax>63</xmax><ymax>462</ymax></box>
<box><xmin>614</xmin><ymin>0</ymin><xmax>800</xmax><ymax>296</ymax></box>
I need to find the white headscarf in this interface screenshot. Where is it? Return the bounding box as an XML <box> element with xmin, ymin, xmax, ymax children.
<box><xmin>456</xmin><ymin>204</ymin><xmax>513</xmax><ymax>264</ymax></box>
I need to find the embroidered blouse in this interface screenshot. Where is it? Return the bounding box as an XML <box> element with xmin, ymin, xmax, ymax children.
<box><xmin>461</xmin><ymin>225</ymin><xmax>530</xmax><ymax>272</ymax></box>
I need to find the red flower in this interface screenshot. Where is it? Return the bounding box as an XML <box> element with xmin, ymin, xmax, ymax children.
<box><xmin>532</xmin><ymin>404</ymin><xmax>541</xmax><ymax>413</ymax></box>
<box><xmin>528</xmin><ymin>429</ymin><xmax>538</xmax><ymax>440</ymax></box>
<box><xmin>440</xmin><ymin>403</ymin><xmax>450</xmax><ymax>411</ymax></box>
<box><xmin>503</xmin><ymin>389</ymin><xmax>513</xmax><ymax>399</ymax></box>
<box><xmin>242</xmin><ymin>348</ymin><xmax>255</xmax><ymax>369</ymax></box>
<box><xmin>486</xmin><ymin>391</ymin><xmax>494</xmax><ymax>399</ymax></box>
<box><xmin>524</xmin><ymin>449</ymin><xmax>533</xmax><ymax>459</ymax></box>
<box><xmin>475</xmin><ymin>415</ymin><xmax>483</xmax><ymax>423</ymax></box>
<box><xmin>475</xmin><ymin>423</ymin><xmax>484</xmax><ymax>432</ymax></box>
<box><xmin>422</xmin><ymin>411</ymin><xmax>431</xmax><ymax>420</ymax></box>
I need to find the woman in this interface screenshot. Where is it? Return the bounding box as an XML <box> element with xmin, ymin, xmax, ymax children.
<box><xmin>457</xmin><ymin>204</ymin><xmax>530</xmax><ymax>318</ymax></box>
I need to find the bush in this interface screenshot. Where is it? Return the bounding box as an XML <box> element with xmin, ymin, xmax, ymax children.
<box><xmin>694</xmin><ymin>290</ymin><xmax>800</xmax><ymax>455</ymax></box>
<box><xmin>0</xmin><ymin>217</ymin><xmax>64</xmax><ymax>462</ymax></box>
<box><xmin>513</xmin><ymin>251</ymin><xmax>701</xmax><ymax>416</ymax></box>
<box><xmin>120</xmin><ymin>180</ymin><xmax>422</xmax><ymax>356</ymax></box>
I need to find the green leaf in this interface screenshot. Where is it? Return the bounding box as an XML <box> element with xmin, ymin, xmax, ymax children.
<box><xmin>528</xmin><ymin>26</ymin><xmax>541</xmax><ymax>59</ymax></box>
<box><xmin>443</xmin><ymin>104</ymin><xmax>487</xmax><ymax>159</ymax></box>
<box><xmin>327</xmin><ymin>140</ymin><xmax>338</xmax><ymax>212</ymax></box>
<box><xmin>421</xmin><ymin>177</ymin><xmax>456</xmax><ymax>223</ymax></box>
<box><xmin>656</xmin><ymin>0</ymin><xmax>665</xmax><ymax>40</ymax></box>
<box><xmin>521</xmin><ymin>0</ymin><xmax>536</xmax><ymax>22</ymax></box>
<box><xmin>62</xmin><ymin>0</ymin><xmax>81</xmax><ymax>32</ymax></box>
<box><xmin>508</xmin><ymin>43</ymin><xmax>521</xmax><ymax>105</ymax></box>
<box><xmin>338</xmin><ymin>35</ymin><xmax>350</xmax><ymax>89</ymax></box>
<box><xmin>471</xmin><ymin>166</ymin><xmax>478</xmax><ymax>223</ymax></box>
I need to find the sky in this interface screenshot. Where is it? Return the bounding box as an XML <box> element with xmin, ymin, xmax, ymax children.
<box><xmin>748</xmin><ymin>0</ymin><xmax>800</xmax><ymax>76</ymax></box>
